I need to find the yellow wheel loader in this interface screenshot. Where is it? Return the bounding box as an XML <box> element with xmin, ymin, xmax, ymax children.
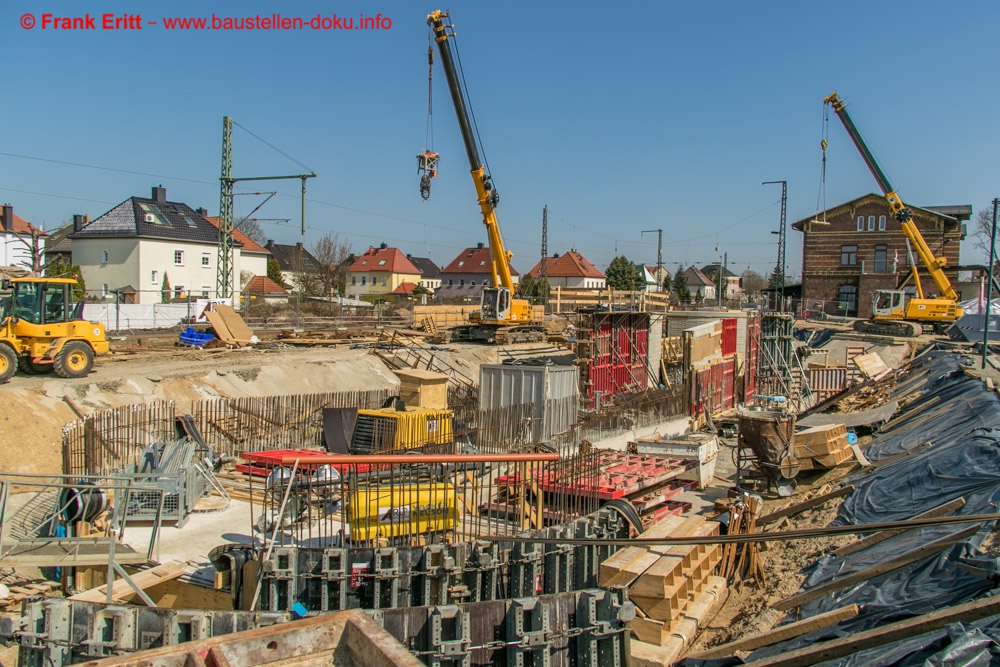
<box><xmin>0</xmin><ymin>277</ymin><xmax>109</xmax><ymax>383</ymax></box>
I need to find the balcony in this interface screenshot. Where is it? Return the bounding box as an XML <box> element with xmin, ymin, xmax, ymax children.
<box><xmin>861</xmin><ymin>259</ymin><xmax>898</xmax><ymax>275</ymax></box>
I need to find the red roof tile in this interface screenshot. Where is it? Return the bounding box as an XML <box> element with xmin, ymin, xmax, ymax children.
<box><xmin>526</xmin><ymin>251</ymin><xmax>604</xmax><ymax>279</ymax></box>
<box><xmin>442</xmin><ymin>245</ymin><xmax>520</xmax><ymax>276</ymax></box>
<box><xmin>204</xmin><ymin>216</ymin><xmax>268</xmax><ymax>253</ymax></box>
<box><xmin>349</xmin><ymin>245</ymin><xmax>421</xmax><ymax>274</ymax></box>
<box><xmin>243</xmin><ymin>275</ymin><xmax>288</xmax><ymax>294</ymax></box>
<box><xmin>1</xmin><ymin>207</ymin><xmax>44</xmax><ymax>236</ymax></box>
<box><xmin>391</xmin><ymin>281</ymin><xmax>420</xmax><ymax>295</ymax></box>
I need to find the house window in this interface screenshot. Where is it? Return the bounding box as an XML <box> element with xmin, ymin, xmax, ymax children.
<box><xmin>471</xmin><ymin>280</ymin><xmax>476</xmax><ymax>287</ymax></box>
<box><xmin>460</xmin><ymin>279</ymin><xmax>465</xmax><ymax>286</ymax></box>
<box><xmin>381</xmin><ymin>277</ymin><xmax>386</xmax><ymax>286</ymax></box>
<box><xmin>202</xmin><ymin>253</ymin><xmax>211</xmax><ymax>267</ymax></box>
<box><xmin>102</xmin><ymin>283</ymin><xmax>109</xmax><ymax>297</ymax></box>
<box><xmin>151</xmin><ymin>270</ymin><xmax>158</xmax><ymax>284</ymax></box>
<box><xmin>841</xmin><ymin>245</ymin><xmax>858</xmax><ymax>265</ymax></box>
<box><xmin>878</xmin><ymin>215</ymin><xmax>886</xmax><ymax>231</ymax></box>
<box><xmin>351</xmin><ymin>276</ymin><xmax>357</xmax><ymax>285</ymax></box>
<box><xmin>868</xmin><ymin>216</ymin><xmax>876</xmax><ymax>231</ymax></box>
<box><xmin>101</xmin><ymin>249</ymin><xmax>109</xmax><ymax>264</ymax></box>
<box><xmin>201</xmin><ymin>285</ymin><xmax>211</xmax><ymax>297</ymax></box>
<box><xmin>174</xmin><ymin>285</ymin><xmax>185</xmax><ymax>299</ymax></box>
<box><xmin>174</xmin><ymin>250</ymin><xmax>184</xmax><ymax>265</ymax></box>
<box><xmin>448</xmin><ymin>279</ymin><xmax>454</xmax><ymax>286</ymax></box>
<box><xmin>838</xmin><ymin>285</ymin><xmax>857</xmax><ymax>316</ymax></box>
<box><xmin>857</xmin><ymin>216</ymin><xmax>864</xmax><ymax>232</ymax></box>
<box><xmin>361</xmin><ymin>276</ymin><xmax>366</xmax><ymax>285</ymax></box>
<box><xmin>378</xmin><ymin>259</ymin><xmax>386</xmax><ymax>266</ymax></box>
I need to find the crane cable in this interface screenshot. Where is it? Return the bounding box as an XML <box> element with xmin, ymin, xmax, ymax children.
<box><xmin>815</xmin><ymin>102</ymin><xmax>830</xmax><ymax>225</ymax></box>
<box><xmin>425</xmin><ymin>31</ymin><xmax>434</xmax><ymax>150</ymax></box>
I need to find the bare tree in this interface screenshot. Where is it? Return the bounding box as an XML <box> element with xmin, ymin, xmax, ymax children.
<box><xmin>296</xmin><ymin>234</ymin><xmax>353</xmax><ymax>298</ymax></box>
<box><xmin>236</xmin><ymin>218</ymin><xmax>268</xmax><ymax>246</ymax></box>
<box><xmin>11</xmin><ymin>227</ymin><xmax>47</xmax><ymax>275</ymax></box>
<box><xmin>740</xmin><ymin>268</ymin><xmax>768</xmax><ymax>302</ymax></box>
<box><xmin>973</xmin><ymin>207</ymin><xmax>997</xmax><ymax>260</ymax></box>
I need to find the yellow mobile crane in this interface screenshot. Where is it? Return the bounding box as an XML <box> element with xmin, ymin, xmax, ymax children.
<box><xmin>824</xmin><ymin>92</ymin><xmax>963</xmax><ymax>337</ymax></box>
<box><xmin>427</xmin><ymin>10</ymin><xmax>545</xmax><ymax>344</ymax></box>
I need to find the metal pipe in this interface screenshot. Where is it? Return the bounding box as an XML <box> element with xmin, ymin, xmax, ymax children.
<box><xmin>982</xmin><ymin>197</ymin><xmax>998</xmax><ymax>370</ymax></box>
<box><xmin>279</xmin><ymin>453</ymin><xmax>559</xmax><ymax>465</ymax></box>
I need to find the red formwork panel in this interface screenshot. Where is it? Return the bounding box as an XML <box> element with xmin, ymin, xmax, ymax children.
<box><xmin>584</xmin><ymin>312</ymin><xmax>649</xmax><ymax>409</ymax></box>
<box><xmin>690</xmin><ymin>356</ymin><xmax>737</xmax><ymax>417</ymax></box>
<box><xmin>721</xmin><ymin>318</ymin><xmax>737</xmax><ymax>356</ymax></box>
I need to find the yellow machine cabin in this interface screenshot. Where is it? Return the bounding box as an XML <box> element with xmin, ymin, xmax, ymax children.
<box><xmin>348</xmin><ymin>483</ymin><xmax>458</xmax><ymax>543</ymax></box>
<box><xmin>0</xmin><ymin>277</ymin><xmax>109</xmax><ymax>383</ymax></box>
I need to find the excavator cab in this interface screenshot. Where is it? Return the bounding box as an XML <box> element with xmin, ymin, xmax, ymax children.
<box><xmin>480</xmin><ymin>286</ymin><xmax>511</xmax><ymax>323</ymax></box>
<box><xmin>872</xmin><ymin>290</ymin><xmax>906</xmax><ymax>318</ymax></box>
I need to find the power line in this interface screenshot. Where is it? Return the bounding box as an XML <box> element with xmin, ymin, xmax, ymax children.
<box><xmin>0</xmin><ymin>187</ymin><xmax>116</xmax><ymax>205</ymax></box>
<box><xmin>232</xmin><ymin>120</ymin><xmax>315</xmax><ymax>174</ymax></box>
<box><xmin>0</xmin><ymin>151</ymin><xmax>217</xmax><ymax>186</ymax></box>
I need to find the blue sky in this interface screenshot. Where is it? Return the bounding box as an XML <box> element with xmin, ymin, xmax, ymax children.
<box><xmin>3</xmin><ymin>1</ymin><xmax>998</xmax><ymax>279</ymax></box>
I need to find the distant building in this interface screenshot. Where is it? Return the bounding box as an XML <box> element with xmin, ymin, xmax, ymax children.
<box><xmin>645</xmin><ymin>265</ymin><xmax>670</xmax><ymax>293</ymax></box>
<box><xmin>70</xmin><ymin>186</ymin><xmax>253</xmax><ymax>304</ymax></box>
<box><xmin>242</xmin><ymin>275</ymin><xmax>289</xmax><ymax>305</ymax></box>
<box><xmin>526</xmin><ymin>249</ymin><xmax>605</xmax><ymax>289</ymax></box>
<box><xmin>792</xmin><ymin>194</ymin><xmax>969</xmax><ymax>318</ymax></box>
<box><xmin>701</xmin><ymin>263</ymin><xmax>741</xmax><ymax>302</ymax></box>
<box><xmin>345</xmin><ymin>243</ymin><xmax>422</xmax><ymax>297</ymax></box>
<box><xmin>683</xmin><ymin>266</ymin><xmax>716</xmax><ymax>301</ymax></box>
<box><xmin>1</xmin><ymin>204</ymin><xmax>45</xmax><ymax>272</ymax></box>
<box><xmin>264</xmin><ymin>240</ymin><xmax>322</xmax><ymax>293</ymax></box>
<box><xmin>406</xmin><ymin>255</ymin><xmax>442</xmax><ymax>292</ymax></box>
<box><xmin>438</xmin><ymin>242</ymin><xmax>520</xmax><ymax>299</ymax></box>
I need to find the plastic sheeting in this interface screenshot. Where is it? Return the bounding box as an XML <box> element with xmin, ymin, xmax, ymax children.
<box><xmin>678</xmin><ymin>351</ymin><xmax>1000</xmax><ymax>666</ymax></box>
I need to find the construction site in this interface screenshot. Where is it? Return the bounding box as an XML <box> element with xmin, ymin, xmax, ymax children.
<box><xmin>2</xmin><ymin>5</ymin><xmax>1000</xmax><ymax>667</ymax></box>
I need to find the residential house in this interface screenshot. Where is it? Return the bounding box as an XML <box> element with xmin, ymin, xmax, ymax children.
<box><xmin>69</xmin><ymin>186</ymin><xmax>257</xmax><ymax>304</ymax></box>
<box><xmin>1</xmin><ymin>204</ymin><xmax>45</xmax><ymax>272</ymax></box>
<box><xmin>792</xmin><ymin>194</ymin><xmax>969</xmax><ymax>318</ymax></box>
<box><xmin>406</xmin><ymin>255</ymin><xmax>442</xmax><ymax>292</ymax></box>
<box><xmin>264</xmin><ymin>240</ymin><xmax>322</xmax><ymax>293</ymax></box>
<box><xmin>345</xmin><ymin>243</ymin><xmax>422</xmax><ymax>297</ymax></box>
<box><xmin>525</xmin><ymin>249</ymin><xmax>604</xmax><ymax>289</ymax></box>
<box><xmin>204</xmin><ymin>217</ymin><xmax>271</xmax><ymax>286</ymax></box>
<box><xmin>645</xmin><ymin>265</ymin><xmax>671</xmax><ymax>293</ymax></box>
<box><xmin>683</xmin><ymin>266</ymin><xmax>716</xmax><ymax>302</ymax></box>
<box><xmin>242</xmin><ymin>275</ymin><xmax>289</xmax><ymax>305</ymax></box>
<box><xmin>43</xmin><ymin>215</ymin><xmax>88</xmax><ymax>269</ymax></box>
<box><xmin>701</xmin><ymin>264</ymin><xmax>742</xmax><ymax>303</ymax></box>
<box><xmin>439</xmin><ymin>243</ymin><xmax>521</xmax><ymax>298</ymax></box>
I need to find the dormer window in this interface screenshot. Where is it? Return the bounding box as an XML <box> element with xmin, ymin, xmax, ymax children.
<box><xmin>378</xmin><ymin>260</ymin><xmax>386</xmax><ymax>266</ymax></box>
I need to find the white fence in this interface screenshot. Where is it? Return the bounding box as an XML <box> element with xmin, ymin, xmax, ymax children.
<box><xmin>82</xmin><ymin>303</ymin><xmax>193</xmax><ymax>331</ymax></box>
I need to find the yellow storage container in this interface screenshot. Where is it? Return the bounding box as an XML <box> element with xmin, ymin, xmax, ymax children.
<box><xmin>348</xmin><ymin>483</ymin><xmax>457</xmax><ymax>541</ymax></box>
<box><xmin>351</xmin><ymin>408</ymin><xmax>454</xmax><ymax>453</ymax></box>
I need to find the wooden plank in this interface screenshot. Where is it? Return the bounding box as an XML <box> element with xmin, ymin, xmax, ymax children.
<box><xmin>214</xmin><ymin>305</ymin><xmax>255</xmax><ymax>343</ymax></box>
<box><xmin>758</xmin><ymin>486</ymin><xmax>855</xmax><ymax>525</ymax></box>
<box><xmin>831</xmin><ymin>497</ymin><xmax>967</xmax><ymax>558</ymax></box>
<box><xmin>597</xmin><ymin>516</ymin><xmax>684</xmax><ymax>587</ymax></box>
<box><xmin>850</xmin><ymin>444</ymin><xmax>870</xmax><ymax>467</ymax></box>
<box><xmin>204</xmin><ymin>309</ymin><xmax>237</xmax><ymax>345</ymax></box>
<box><xmin>772</xmin><ymin>525</ymin><xmax>980</xmax><ymax>611</ymax></box>
<box><xmin>214</xmin><ymin>569</ymin><xmax>232</xmax><ymax>590</ymax></box>
<box><xmin>744</xmin><ymin>594</ymin><xmax>1000</xmax><ymax>667</ymax></box>
<box><xmin>629</xmin><ymin>521</ymin><xmax>720</xmax><ymax>600</ymax></box>
<box><xmin>687</xmin><ymin>605</ymin><xmax>860</xmax><ymax>659</ymax></box>
<box><xmin>70</xmin><ymin>562</ymin><xmax>186</xmax><ymax>603</ymax></box>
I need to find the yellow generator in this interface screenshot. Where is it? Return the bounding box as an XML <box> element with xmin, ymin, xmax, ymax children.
<box><xmin>349</xmin><ymin>406</ymin><xmax>454</xmax><ymax>454</ymax></box>
<box><xmin>0</xmin><ymin>277</ymin><xmax>109</xmax><ymax>383</ymax></box>
<box><xmin>348</xmin><ymin>483</ymin><xmax>457</xmax><ymax>542</ymax></box>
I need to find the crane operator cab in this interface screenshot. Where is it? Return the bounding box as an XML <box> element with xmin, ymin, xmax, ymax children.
<box><xmin>481</xmin><ymin>286</ymin><xmax>511</xmax><ymax>323</ymax></box>
<box><xmin>872</xmin><ymin>290</ymin><xmax>906</xmax><ymax>318</ymax></box>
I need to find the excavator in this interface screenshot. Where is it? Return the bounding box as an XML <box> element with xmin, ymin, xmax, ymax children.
<box><xmin>824</xmin><ymin>92</ymin><xmax>963</xmax><ymax>337</ymax></box>
<box><xmin>427</xmin><ymin>10</ymin><xmax>545</xmax><ymax>345</ymax></box>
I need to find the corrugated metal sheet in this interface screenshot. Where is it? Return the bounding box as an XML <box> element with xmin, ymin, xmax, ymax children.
<box><xmin>479</xmin><ymin>365</ymin><xmax>579</xmax><ymax>441</ymax></box>
<box><xmin>807</xmin><ymin>367</ymin><xmax>848</xmax><ymax>401</ymax></box>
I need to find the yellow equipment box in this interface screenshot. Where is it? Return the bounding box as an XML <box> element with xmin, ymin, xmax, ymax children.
<box><xmin>348</xmin><ymin>483</ymin><xmax>457</xmax><ymax>541</ymax></box>
<box><xmin>350</xmin><ymin>408</ymin><xmax>453</xmax><ymax>454</ymax></box>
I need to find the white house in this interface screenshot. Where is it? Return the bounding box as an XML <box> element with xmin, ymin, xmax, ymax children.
<box><xmin>0</xmin><ymin>204</ymin><xmax>44</xmax><ymax>272</ymax></box>
<box><xmin>70</xmin><ymin>186</ymin><xmax>266</xmax><ymax>304</ymax></box>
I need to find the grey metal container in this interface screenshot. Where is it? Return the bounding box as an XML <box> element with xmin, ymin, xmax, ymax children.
<box><xmin>479</xmin><ymin>364</ymin><xmax>579</xmax><ymax>442</ymax></box>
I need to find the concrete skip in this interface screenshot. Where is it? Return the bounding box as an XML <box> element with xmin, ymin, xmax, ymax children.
<box><xmin>78</xmin><ymin>608</ymin><xmax>421</xmax><ymax>667</ymax></box>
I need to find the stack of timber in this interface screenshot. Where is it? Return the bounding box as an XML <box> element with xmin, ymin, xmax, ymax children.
<box><xmin>599</xmin><ymin>514</ymin><xmax>725</xmax><ymax>660</ymax></box>
<box><xmin>794</xmin><ymin>423</ymin><xmax>852</xmax><ymax>470</ymax></box>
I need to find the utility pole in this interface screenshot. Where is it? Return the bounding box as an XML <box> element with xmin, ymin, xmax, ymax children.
<box><xmin>642</xmin><ymin>229</ymin><xmax>663</xmax><ymax>291</ymax></box>
<box><xmin>982</xmin><ymin>198</ymin><xmax>998</xmax><ymax>370</ymax></box>
<box><xmin>540</xmin><ymin>205</ymin><xmax>548</xmax><ymax>281</ymax></box>
<box><xmin>763</xmin><ymin>180</ymin><xmax>787</xmax><ymax>311</ymax></box>
<box><xmin>217</xmin><ymin>116</ymin><xmax>318</xmax><ymax>302</ymax></box>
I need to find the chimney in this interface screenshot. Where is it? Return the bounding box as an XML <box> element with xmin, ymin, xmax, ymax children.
<box><xmin>152</xmin><ymin>185</ymin><xmax>166</xmax><ymax>203</ymax></box>
<box><xmin>380</xmin><ymin>242</ymin><xmax>387</xmax><ymax>250</ymax></box>
<box><xmin>1</xmin><ymin>204</ymin><xmax>12</xmax><ymax>232</ymax></box>
<box><xmin>296</xmin><ymin>242</ymin><xmax>303</xmax><ymax>249</ymax></box>
<box><xmin>406</xmin><ymin>253</ymin><xmax>412</xmax><ymax>259</ymax></box>
<box><xmin>73</xmin><ymin>214</ymin><xmax>86</xmax><ymax>232</ymax></box>
<box><xmin>196</xmin><ymin>207</ymin><xmax>208</xmax><ymax>217</ymax></box>
<box><xmin>477</xmin><ymin>242</ymin><xmax>484</xmax><ymax>249</ymax></box>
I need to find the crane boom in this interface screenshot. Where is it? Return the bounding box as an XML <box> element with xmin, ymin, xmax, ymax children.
<box><xmin>824</xmin><ymin>92</ymin><xmax>958</xmax><ymax>303</ymax></box>
<box><xmin>428</xmin><ymin>10</ymin><xmax>538</xmax><ymax>342</ymax></box>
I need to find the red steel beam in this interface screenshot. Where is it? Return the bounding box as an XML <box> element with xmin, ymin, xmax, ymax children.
<box><xmin>279</xmin><ymin>453</ymin><xmax>560</xmax><ymax>465</ymax></box>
